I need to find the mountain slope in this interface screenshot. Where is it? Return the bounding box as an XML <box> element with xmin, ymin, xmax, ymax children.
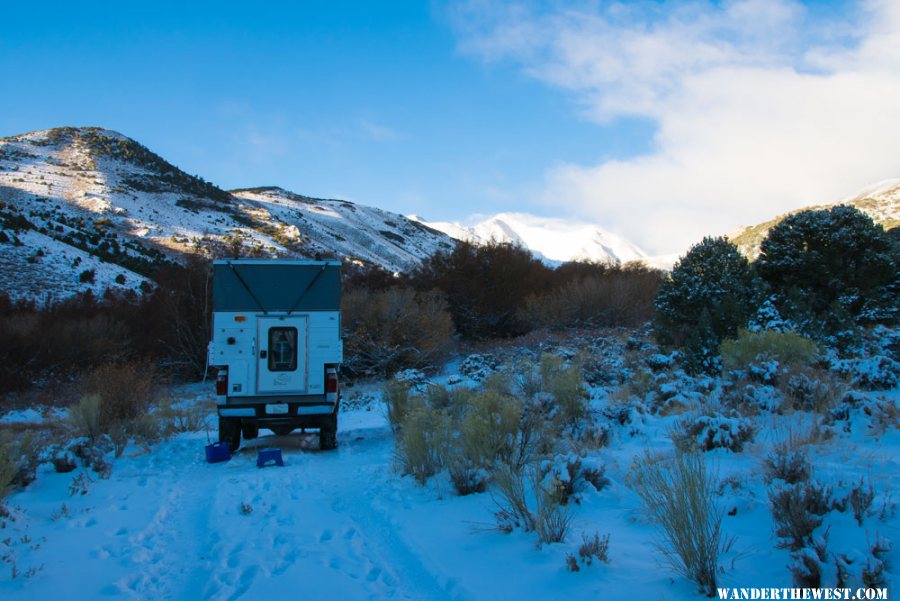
<box><xmin>230</xmin><ymin>187</ymin><xmax>453</xmax><ymax>274</ymax></box>
<box><xmin>411</xmin><ymin>212</ymin><xmax>647</xmax><ymax>265</ymax></box>
<box><xmin>729</xmin><ymin>179</ymin><xmax>900</xmax><ymax>258</ymax></box>
<box><xmin>0</xmin><ymin>127</ymin><xmax>454</xmax><ymax>300</ymax></box>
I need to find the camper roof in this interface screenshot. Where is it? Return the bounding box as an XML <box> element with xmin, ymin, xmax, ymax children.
<box><xmin>212</xmin><ymin>259</ymin><xmax>341</xmax><ymax>313</ymax></box>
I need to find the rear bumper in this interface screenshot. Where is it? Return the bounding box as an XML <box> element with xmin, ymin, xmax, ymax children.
<box><xmin>218</xmin><ymin>395</ymin><xmax>338</xmax><ymax>425</ymax></box>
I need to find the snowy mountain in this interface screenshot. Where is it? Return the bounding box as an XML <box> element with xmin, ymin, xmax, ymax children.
<box><xmin>410</xmin><ymin>212</ymin><xmax>647</xmax><ymax>265</ymax></box>
<box><xmin>729</xmin><ymin>179</ymin><xmax>900</xmax><ymax>258</ymax></box>
<box><xmin>0</xmin><ymin>127</ymin><xmax>455</xmax><ymax>301</ymax></box>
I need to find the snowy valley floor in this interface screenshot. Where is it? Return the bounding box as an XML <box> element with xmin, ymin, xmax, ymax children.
<box><xmin>2</xmin><ymin>362</ymin><xmax>899</xmax><ymax>600</ymax></box>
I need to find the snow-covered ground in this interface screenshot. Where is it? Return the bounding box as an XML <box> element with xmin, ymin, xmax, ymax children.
<box><xmin>2</xmin><ymin>338</ymin><xmax>899</xmax><ymax>600</ymax></box>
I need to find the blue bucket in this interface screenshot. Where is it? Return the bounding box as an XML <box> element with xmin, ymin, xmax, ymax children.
<box><xmin>205</xmin><ymin>442</ymin><xmax>232</xmax><ymax>463</ymax></box>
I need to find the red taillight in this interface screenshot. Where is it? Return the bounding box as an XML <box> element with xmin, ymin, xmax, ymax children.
<box><xmin>216</xmin><ymin>369</ymin><xmax>228</xmax><ymax>396</ymax></box>
<box><xmin>325</xmin><ymin>368</ymin><xmax>339</xmax><ymax>394</ymax></box>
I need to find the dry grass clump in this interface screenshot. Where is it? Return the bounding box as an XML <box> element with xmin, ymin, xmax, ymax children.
<box><xmin>80</xmin><ymin>361</ymin><xmax>159</xmax><ymax>432</ymax></box>
<box><xmin>629</xmin><ymin>450</ymin><xmax>731</xmax><ymax>597</ymax></box>
<box><xmin>578</xmin><ymin>531</ymin><xmax>611</xmax><ymax>565</ymax></box>
<box><xmin>0</xmin><ymin>436</ymin><xmax>16</xmax><ymax>501</ymax></box>
<box><xmin>532</xmin><ymin>464</ymin><xmax>574</xmax><ymax>545</ymax></box>
<box><xmin>156</xmin><ymin>399</ymin><xmax>212</xmax><ymax>434</ymax></box>
<box><xmin>490</xmin><ymin>464</ymin><xmax>574</xmax><ymax>546</ymax></box>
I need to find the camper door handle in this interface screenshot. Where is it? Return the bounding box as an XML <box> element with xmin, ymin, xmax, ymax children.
<box><xmin>260</xmin><ymin>350</ymin><xmax>267</xmax><ymax>359</ymax></box>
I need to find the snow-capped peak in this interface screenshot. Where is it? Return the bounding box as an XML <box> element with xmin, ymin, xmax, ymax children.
<box><xmin>410</xmin><ymin>212</ymin><xmax>647</xmax><ymax>265</ymax></box>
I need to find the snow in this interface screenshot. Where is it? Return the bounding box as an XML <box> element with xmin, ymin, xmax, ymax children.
<box><xmin>3</xmin><ymin>334</ymin><xmax>899</xmax><ymax>599</ymax></box>
<box><xmin>412</xmin><ymin>212</ymin><xmax>647</xmax><ymax>266</ymax></box>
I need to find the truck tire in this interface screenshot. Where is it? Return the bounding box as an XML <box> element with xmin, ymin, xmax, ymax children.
<box><xmin>219</xmin><ymin>416</ymin><xmax>241</xmax><ymax>452</ymax></box>
<box><xmin>242</xmin><ymin>422</ymin><xmax>259</xmax><ymax>440</ymax></box>
<box><xmin>319</xmin><ymin>412</ymin><xmax>338</xmax><ymax>451</ymax></box>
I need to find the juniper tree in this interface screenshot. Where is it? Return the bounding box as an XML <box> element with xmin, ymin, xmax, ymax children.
<box><xmin>654</xmin><ymin>237</ymin><xmax>763</xmax><ymax>373</ymax></box>
<box><xmin>755</xmin><ymin>205</ymin><xmax>897</xmax><ymax>334</ymax></box>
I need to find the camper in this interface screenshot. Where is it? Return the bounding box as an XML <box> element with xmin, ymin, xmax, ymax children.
<box><xmin>208</xmin><ymin>259</ymin><xmax>343</xmax><ymax>451</ymax></box>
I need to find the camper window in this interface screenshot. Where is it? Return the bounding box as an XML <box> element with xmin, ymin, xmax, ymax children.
<box><xmin>268</xmin><ymin>327</ymin><xmax>298</xmax><ymax>372</ymax></box>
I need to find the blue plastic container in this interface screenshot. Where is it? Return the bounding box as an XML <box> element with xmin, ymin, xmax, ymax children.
<box><xmin>205</xmin><ymin>442</ymin><xmax>232</xmax><ymax>463</ymax></box>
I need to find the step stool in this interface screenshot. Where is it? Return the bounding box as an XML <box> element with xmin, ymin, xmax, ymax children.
<box><xmin>257</xmin><ymin>448</ymin><xmax>284</xmax><ymax>468</ymax></box>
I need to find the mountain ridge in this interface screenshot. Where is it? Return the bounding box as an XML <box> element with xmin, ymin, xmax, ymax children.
<box><xmin>0</xmin><ymin>126</ymin><xmax>454</xmax><ymax>300</ymax></box>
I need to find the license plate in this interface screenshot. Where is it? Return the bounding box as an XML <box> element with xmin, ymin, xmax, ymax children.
<box><xmin>265</xmin><ymin>403</ymin><xmax>289</xmax><ymax>415</ymax></box>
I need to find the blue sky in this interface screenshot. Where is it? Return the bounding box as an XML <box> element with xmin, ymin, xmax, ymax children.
<box><xmin>1</xmin><ymin>1</ymin><xmax>898</xmax><ymax>254</ymax></box>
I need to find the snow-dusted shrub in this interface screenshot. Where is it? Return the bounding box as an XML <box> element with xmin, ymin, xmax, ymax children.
<box><xmin>448</xmin><ymin>389</ymin><xmax>522</xmax><ymax>495</ymax></box>
<box><xmin>863</xmin><ymin>396</ymin><xmax>900</xmax><ymax>434</ymax></box>
<box><xmin>398</xmin><ymin>402</ymin><xmax>451</xmax><ymax>484</ymax></box>
<box><xmin>847</xmin><ymin>478</ymin><xmax>875</xmax><ymax>526</ymax></box>
<box><xmin>539</xmin><ymin>455</ymin><xmax>608</xmax><ymax>505</ymax></box>
<box><xmin>540</xmin><ymin>354</ymin><xmax>587</xmax><ymax>425</ymax></box>
<box><xmin>781</xmin><ymin>368</ymin><xmax>844</xmax><ymax>414</ymax></box>
<box><xmin>834</xmin><ymin>355</ymin><xmax>900</xmax><ymax>390</ymax></box>
<box><xmin>790</xmin><ymin>546</ymin><xmax>825</xmax><ymax>588</ymax></box>
<box><xmin>578</xmin><ymin>531</ymin><xmax>611</xmax><ymax>565</ymax></box>
<box><xmin>511</xmin><ymin>354</ymin><xmax>587</xmax><ymax>426</ymax></box>
<box><xmin>645</xmin><ymin>352</ymin><xmax>675</xmax><ymax>372</ymax></box>
<box><xmin>51</xmin><ymin>450</ymin><xmax>77</xmax><ymax>474</ymax></box>
<box><xmin>341</xmin><ymin>287</ymin><xmax>454</xmax><ymax>376</ymax></box>
<box><xmin>769</xmin><ymin>480</ymin><xmax>833</xmax><ymax>550</ymax></box>
<box><xmin>654</xmin><ymin>236</ymin><xmax>763</xmax><ymax>375</ymax></box>
<box><xmin>672</xmin><ymin>413</ymin><xmax>755</xmax><ymax>453</ymax></box>
<box><xmin>629</xmin><ymin>450</ymin><xmax>731</xmax><ymax>597</ymax></box>
<box><xmin>764</xmin><ymin>446</ymin><xmax>810</xmax><ymax>485</ymax></box>
<box><xmin>863</xmin><ymin>534</ymin><xmax>892</xmax><ymax>590</ymax></box>
<box><xmin>459</xmin><ymin>354</ymin><xmax>499</xmax><ymax>382</ymax></box>
<box><xmin>722</xmin><ymin>381</ymin><xmax>780</xmax><ymax>415</ymax></box>
<box><xmin>720</xmin><ymin>328</ymin><xmax>818</xmax><ymax>373</ymax></box>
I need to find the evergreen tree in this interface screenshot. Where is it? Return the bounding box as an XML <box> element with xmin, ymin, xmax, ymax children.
<box><xmin>755</xmin><ymin>205</ymin><xmax>897</xmax><ymax>333</ymax></box>
<box><xmin>654</xmin><ymin>237</ymin><xmax>763</xmax><ymax>373</ymax></box>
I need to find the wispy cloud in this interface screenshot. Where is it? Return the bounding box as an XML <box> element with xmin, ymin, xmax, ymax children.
<box><xmin>448</xmin><ymin>0</ymin><xmax>900</xmax><ymax>254</ymax></box>
<box><xmin>360</xmin><ymin>119</ymin><xmax>403</xmax><ymax>141</ymax></box>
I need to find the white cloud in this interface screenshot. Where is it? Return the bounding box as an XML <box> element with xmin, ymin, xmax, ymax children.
<box><xmin>448</xmin><ymin>0</ymin><xmax>900</xmax><ymax>254</ymax></box>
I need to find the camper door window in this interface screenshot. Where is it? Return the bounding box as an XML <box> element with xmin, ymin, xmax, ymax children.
<box><xmin>268</xmin><ymin>327</ymin><xmax>298</xmax><ymax>372</ymax></box>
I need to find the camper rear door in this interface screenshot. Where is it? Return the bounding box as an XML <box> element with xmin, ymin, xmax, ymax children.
<box><xmin>257</xmin><ymin>316</ymin><xmax>308</xmax><ymax>394</ymax></box>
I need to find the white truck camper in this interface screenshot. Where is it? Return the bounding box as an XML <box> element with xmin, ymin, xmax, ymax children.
<box><xmin>208</xmin><ymin>259</ymin><xmax>343</xmax><ymax>451</ymax></box>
